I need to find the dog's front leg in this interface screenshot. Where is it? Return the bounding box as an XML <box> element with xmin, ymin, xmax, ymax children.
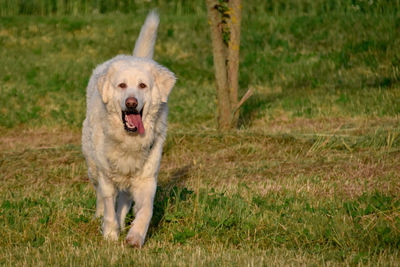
<box><xmin>126</xmin><ymin>179</ymin><xmax>156</xmax><ymax>248</ymax></box>
<box><xmin>98</xmin><ymin>174</ymin><xmax>119</xmax><ymax>241</ymax></box>
<box><xmin>116</xmin><ymin>190</ymin><xmax>133</xmax><ymax>230</ymax></box>
<box><xmin>94</xmin><ymin>185</ymin><xmax>104</xmax><ymax>218</ymax></box>
<box><xmin>126</xmin><ymin>132</ymin><xmax>165</xmax><ymax>247</ymax></box>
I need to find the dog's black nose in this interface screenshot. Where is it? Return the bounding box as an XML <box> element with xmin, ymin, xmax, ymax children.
<box><xmin>125</xmin><ymin>97</ymin><xmax>138</xmax><ymax>110</ymax></box>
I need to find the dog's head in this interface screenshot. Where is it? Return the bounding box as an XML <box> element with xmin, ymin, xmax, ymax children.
<box><xmin>97</xmin><ymin>58</ymin><xmax>175</xmax><ymax>135</ymax></box>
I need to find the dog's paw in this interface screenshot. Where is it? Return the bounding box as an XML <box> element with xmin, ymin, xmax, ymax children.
<box><xmin>126</xmin><ymin>231</ymin><xmax>144</xmax><ymax>248</ymax></box>
<box><xmin>95</xmin><ymin>210</ymin><xmax>104</xmax><ymax>218</ymax></box>
<box><xmin>102</xmin><ymin>220</ymin><xmax>119</xmax><ymax>241</ymax></box>
<box><xmin>103</xmin><ymin>230</ymin><xmax>119</xmax><ymax>241</ymax></box>
<box><xmin>95</xmin><ymin>202</ymin><xmax>104</xmax><ymax>218</ymax></box>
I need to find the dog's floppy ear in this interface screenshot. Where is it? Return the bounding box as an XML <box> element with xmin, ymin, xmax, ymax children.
<box><xmin>97</xmin><ymin>66</ymin><xmax>115</xmax><ymax>104</ymax></box>
<box><xmin>97</xmin><ymin>75</ymin><xmax>110</xmax><ymax>103</ymax></box>
<box><xmin>153</xmin><ymin>64</ymin><xmax>176</xmax><ymax>103</ymax></box>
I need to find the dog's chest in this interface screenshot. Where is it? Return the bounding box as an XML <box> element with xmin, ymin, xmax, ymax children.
<box><xmin>107</xmin><ymin>149</ymin><xmax>148</xmax><ymax>188</ymax></box>
<box><xmin>105</xmin><ymin>134</ymin><xmax>154</xmax><ymax>186</ymax></box>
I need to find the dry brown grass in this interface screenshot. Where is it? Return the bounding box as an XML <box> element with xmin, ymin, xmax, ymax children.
<box><xmin>0</xmin><ymin>119</ymin><xmax>399</xmax><ymax>265</ymax></box>
<box><xmin>2</xmin><ymin>116</ymin><xmax>398</xmax><ymax>201</ymax></box>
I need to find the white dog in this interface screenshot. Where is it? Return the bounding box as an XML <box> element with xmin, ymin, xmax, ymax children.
<box><xmin>82</xmin><ymin>11</ymin><xmax>175</xmax><ymax>247</ymax></box>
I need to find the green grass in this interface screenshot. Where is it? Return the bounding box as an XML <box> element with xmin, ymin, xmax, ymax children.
<box><xmin>0</xmin><ymin>1</ymin><xmax>400</xmax><ymax>265</ymax></box>
<box><xmin>1</xmin><ymin>129</ymin><xmax>399</xmax><ymax>265</ymax></box>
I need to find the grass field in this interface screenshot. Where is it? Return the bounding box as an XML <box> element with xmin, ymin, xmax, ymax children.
<box><xmin>0</xmin><ymin>1</ymin><xmax>400</xmax><ymax>265</ymax></box>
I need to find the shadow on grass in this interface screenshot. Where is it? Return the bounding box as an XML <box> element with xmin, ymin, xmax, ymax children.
<box><xmin>148</xmin><ymin>164</ymin><xmax>193</xmax><ymax>238</ymax></box>
<box><xmin>238</xmin><ymin>91</ymin><xmax>283</xmax><ymax>128</ymax></box>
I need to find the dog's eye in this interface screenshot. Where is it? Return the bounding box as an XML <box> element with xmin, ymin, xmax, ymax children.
<box><xmin>138</xmin><ymin>83</ymin><xmax>147</xmax><ymax>89</ymax></box>
<box><xmin>118</xmin><ymin>83</ymin><xmax>127</xmax><ymax>89</ymax></box>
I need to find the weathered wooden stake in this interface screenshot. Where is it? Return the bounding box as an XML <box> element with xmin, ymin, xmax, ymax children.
<box><xmin>206</xmin><ymin>0</ymin><xmax>243</xmax><ymax>130</ymax></box>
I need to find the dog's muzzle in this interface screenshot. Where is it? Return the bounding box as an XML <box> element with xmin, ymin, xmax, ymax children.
<box><xmin>122</xmin><ymin>97</ymin><xmax>145</xmax><ymax>134</ymax></box>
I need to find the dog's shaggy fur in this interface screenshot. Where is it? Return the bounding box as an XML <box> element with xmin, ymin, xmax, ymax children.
<box><xmin>82</xmin><ymin>11</ymin><xmax>176</xmax><ymax>247</ymax></box>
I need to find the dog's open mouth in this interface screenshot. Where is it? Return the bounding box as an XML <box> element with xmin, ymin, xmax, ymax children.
<box><xmin>122</xmin><ymin>108</ymin><xmax>145</xmax><ymax>134</ymax></box>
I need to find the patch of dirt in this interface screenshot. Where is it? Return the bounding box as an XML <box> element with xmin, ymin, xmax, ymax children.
<box><xmin>252</xmin><ymin>116</ymin><xmax>400</xmax><ymax>135</ymax></box>
<box><xmin>0</xmin><ymin>127</ymin><xmax>81</xmax><ymax>151</ymax></box>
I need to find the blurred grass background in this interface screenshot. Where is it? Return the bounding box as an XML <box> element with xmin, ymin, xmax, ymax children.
<box><xmin>0</xmin><ymin>0</ymin><xmax>399</xmax><ymax>129</ymax></box>
<box><xmin>0</xmin><ymin>0</ymin><xmax>400</xmax><ymax>265</ymax></box>
<box><xmin>1</xmin><ymin>0</ymin><xmax>400</xmax><ymax>16</ymax></box>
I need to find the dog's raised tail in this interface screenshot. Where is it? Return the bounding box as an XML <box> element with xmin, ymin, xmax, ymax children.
<box><xmin>133</xmin><ymin>10</ymin><xmax>159</xmax><ymax>59</ymax></box>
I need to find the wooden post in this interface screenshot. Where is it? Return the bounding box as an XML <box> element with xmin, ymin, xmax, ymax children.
<box><xmin>206</xmin><ymin>0</ymin><xmax>243</xmax><ymax>130</ymax></box>
<box><xmin>206</xmin><ymin>0</ymin><xmax>231</xmax><ymax>130</ymax></box>
<box><xmin>227</xmin><ymin>0</ymin><xmax>241</xmax><ymax>126</ymax></box>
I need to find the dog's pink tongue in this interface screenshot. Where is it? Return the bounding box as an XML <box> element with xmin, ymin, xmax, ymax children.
<box><xmin>127</xmin><ymin>114</ymin><xmax>145</xmax><ymax>134</ymax></box>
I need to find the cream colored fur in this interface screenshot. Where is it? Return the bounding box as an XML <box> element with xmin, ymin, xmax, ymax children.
<box><xmin>81</xmin><ymin>11</ymin><xmax>175</xmax><ymax>247</ymax></box>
